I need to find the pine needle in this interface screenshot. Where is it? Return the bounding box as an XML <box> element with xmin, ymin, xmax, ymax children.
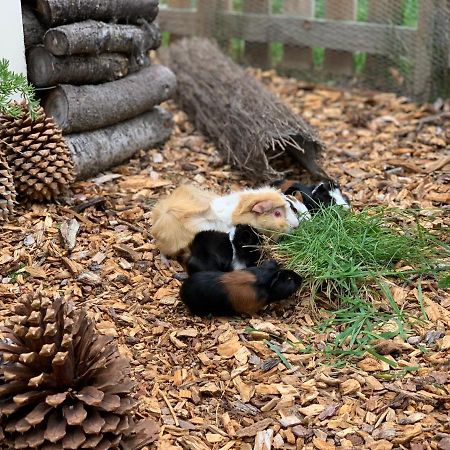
<box><xmin>0</xmin><ymin>58</ymin><xmax>40</xmax><ymax>120</ymax></box>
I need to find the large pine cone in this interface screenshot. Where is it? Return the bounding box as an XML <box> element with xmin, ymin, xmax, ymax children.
<box><xmin>0</xmin><ymin>103</ymin><xmax>75</xmax><ymax>201</ymax></box>
<box><xmin>0</xmin><ymin>152</ymin><xmax>16</xmax><ymax>221</ymax></box>
<box><xmin>0</xmin><ymin>293</ymin><xmax>159</xmax><ymax>449</ymax></box>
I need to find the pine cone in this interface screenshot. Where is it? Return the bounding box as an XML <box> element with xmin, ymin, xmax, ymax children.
<box><xmin>0</xmin><ymin>293</ymin><xmax>159</xmax><ymax>449</ymax></box>
<box><xmin>0</xmin><ymin>152</ymin><xmax>16</xmax><ymax>221</ymax></box>
<box><xmin>0</xmin><ymin>103</ymin><xmax>75</xmax><ymax>201</ymax></box>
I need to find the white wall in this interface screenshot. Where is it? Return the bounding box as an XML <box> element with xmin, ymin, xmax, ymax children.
<box><xmin>0</xmin><ymin>0</ymin><xmax>27</xmax><ymax>100</ymax></box>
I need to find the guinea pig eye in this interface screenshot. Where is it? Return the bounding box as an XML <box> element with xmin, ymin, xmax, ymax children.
<box><xmin>274</xmin><ymin>210</ymin><xmax>282</xmax><ymax>218</ymax></box>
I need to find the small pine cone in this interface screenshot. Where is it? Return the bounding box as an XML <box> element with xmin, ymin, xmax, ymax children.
<box><xmin>0</xmin><ymin>152</ymin><xmax>17</xmax><ymax>221</ymax></box>
<box><xmin>0</xmin><ymin>103</ymin><xmax>75</xmax><ymax>201</ymax></box>
<box><xmin>0</xmin><ymin>293</ymin><xmax>159</xmax><ymax>449</ymax></box>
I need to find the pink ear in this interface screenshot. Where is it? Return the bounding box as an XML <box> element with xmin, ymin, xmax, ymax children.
<box><xmin>252</xmin><ymin>201</ymin><xmax>274</xmax><ymax>214</ymax></box>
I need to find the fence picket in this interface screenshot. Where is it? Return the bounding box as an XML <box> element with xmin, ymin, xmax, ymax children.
<box><xmin>365</xmin><ymin>0</ymin><xmax>403</xmax><ymax>87</ymax></box>
<box><xmin>324</xmin><ymin>0</ymin><xmax>356</xmax><ymax>75</ymax></box>
<box><xmin>167</xmin><ymin>0</ymin><xmax>192</xmax><ymax>42</ymax></box>
<box><xmin>243</xmin><ymin>0</ymin><xmax>271</xmax><ymax>69</ymax></box>
<box><xmin>280</xmin><ymin>0</ymin><xmax>314</xmax><ymax>71</ymax></box>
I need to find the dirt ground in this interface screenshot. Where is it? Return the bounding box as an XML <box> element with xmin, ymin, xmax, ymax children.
<box><xmin>1</xmin><ymin>70</ymin><xmax>449</xmax><ymax>450</ymax></box>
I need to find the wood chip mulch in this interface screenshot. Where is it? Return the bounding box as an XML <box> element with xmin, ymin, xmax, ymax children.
<box><xmin>1</xmin><ymin>70</ymin><xmax>449</xmax><ymax>450</ymax></box>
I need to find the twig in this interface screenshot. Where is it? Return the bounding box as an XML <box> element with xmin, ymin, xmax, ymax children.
<box><xmin>158</xmin><ymin>388</ymin><xmax>179</xmax><ymax>427</ymax></box>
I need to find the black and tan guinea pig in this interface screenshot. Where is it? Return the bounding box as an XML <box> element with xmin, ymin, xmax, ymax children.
<box><xmin>180</xmin><ymin>260</ymin><xmax>302</xmax><ymax>317</ymax></box>
<box><xmin>185</xmin><ymin>224</ymin><xmax>263</xmax><ymax>275</ymax></box>
<box><xmin>273</xmin><ymin>179</ymin><xmax>351</xmax><ymax>213</ymax></box>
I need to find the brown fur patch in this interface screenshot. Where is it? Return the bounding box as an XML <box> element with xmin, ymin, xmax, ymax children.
<box><xmin>151</xmin><ymin>184</ymin><xmax>218</xmax><ymax>257</ymax></box>
<box><xmin>277</xmin><ymin>180</ymin><xmax>297</xmax><ymax>193</ymax></box>
<box><xmin>220</xmin><ymin>271</ymin><xmax>266</xmax><ymax>315</ymax></box>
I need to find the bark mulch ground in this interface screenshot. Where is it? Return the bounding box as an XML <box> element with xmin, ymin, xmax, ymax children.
<box><xmin>1</xmin><ymin>70</ymin><xmax>449</xmax><ymax>450</ymax></box>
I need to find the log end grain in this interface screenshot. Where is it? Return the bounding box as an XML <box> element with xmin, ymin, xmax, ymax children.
<box><xmin>43</xmin><ymin>29</ymin><xmax>69</xmax><ymax>55</ymax></box>
<box><xmin>45</xmin><ymin>87</ymin><xmax>70</xmax><ymax>131</ymax></box>
<box><xmin>27</xmin><ymin>46</ymin><xmax>53</xmax><ymax>87</ymax></box>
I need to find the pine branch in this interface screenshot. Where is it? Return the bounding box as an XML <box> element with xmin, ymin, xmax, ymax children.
<box><xmin>0</xmin><ymin>58</ymin><xmax>40</xmax><ymax>120</ymax></box>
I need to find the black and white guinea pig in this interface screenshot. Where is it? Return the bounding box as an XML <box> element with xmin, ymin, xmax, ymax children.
<box><xmin>185</xmin><ymin>224</ymin><xmax>263</xmax><ymax>275</ymax></box>
<box><xmin>273</xmin><ymin>179</ymin><xmax>351</xmax><ymax>213</ymax></box>
<box><xmin>180</xmin><ymin>260</ymin><xmax>302</xmax><ymax>316</ymax></box>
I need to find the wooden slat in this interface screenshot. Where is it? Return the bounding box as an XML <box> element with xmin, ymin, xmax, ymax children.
<box><xmin>413</xmin><ymin>0</ymin><xmax>437</xmax><ymax>101</ymax></box>
<box><xmin>158</xmin><ymin>7</ymin><xmax>197</xmax><ymax>36</ymax></box>
<box><xmin>197</xmin><ymin>0</ymin><xmax>216</xmax><ymax>37</ymax></box>
<box><xmin>166</xmin><ymin>0</ymin><xmax>192</xmax><ymax>42</ymax></box>
<box><xmin>365</xmin><ymin>0</ymin><xmax>403</xmax><ymax>86</ymax></box>
<box><xmin>218</xmin><ymin>12</ymin><xmax>417</xmax><ymax>56</ymax></box>
<box><xmin>324</xmin><ymin>0</ymin><xmax>356</xmax><ymax>75</ymax></box>
<box><xmin>215</xmin><ymin>0</ymin><xmax>233</xmax><ymax>51</ymax></box>
<box><xmin>243</xmin><ymin>0</ymin><xmax>271</xmax><ymax>69</ymax></box>
<box><xmin>280</xmin><ymin>0</ymin><xmax>314</xmax><ymax>71</ymax></box>
<box><xmin>158</xmin><ymin>8</ymin><xmax>417</xmax><ymax>57</ymax></box>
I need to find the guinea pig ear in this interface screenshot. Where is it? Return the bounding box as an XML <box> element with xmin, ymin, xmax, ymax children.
<box><xmin>252</xmin><ymin>200</ymin><xmax>274</xmax><ymax>214</ymax></box>
<box><xmin>269</xmin><ymin>271</ymin><xmax>282</xmax><ymax>288</ymax></box>
<box><xmin>311</xmin><ymin>182</ymin><xmax>327</xmax><ymax>195</ymax></box>
<box><xmin>292</xmin><ymin>191</ymin><xmax>304</xmax><ymax>202</ymax></box>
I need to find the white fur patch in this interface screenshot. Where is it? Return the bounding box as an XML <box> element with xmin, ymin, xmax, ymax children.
<box><xmin>210</xmin><ymin>192</ymin><xmax>242</xmax><ymax>228</ymax></box>
<box><xmin>228</xmin><ymin>226</ymin><xmax>248</xmax><ymax>270</ymax></box>
<box><xmin>329</xmin><ymin>188</ymin><xmax>350</xmax><ymax>209</ymax></box>
<box><xmin>285</xmin><ymin>196</ymin><xmax>311</xmax><ymax>222</ymax></box>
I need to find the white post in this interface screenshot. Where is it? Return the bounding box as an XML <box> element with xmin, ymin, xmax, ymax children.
<box><xmin>0</xmin><ymin>0</ymin><xmax>27</xmax><ymax>100</ymax></box>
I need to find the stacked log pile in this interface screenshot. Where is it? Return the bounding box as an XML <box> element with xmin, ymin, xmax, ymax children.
<box><xmin>21</xmin><ymin>0</ymin><xmax>176</xmax><ymax>179</ymax></box>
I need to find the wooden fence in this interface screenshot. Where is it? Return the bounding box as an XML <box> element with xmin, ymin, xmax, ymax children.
<box><xmin>158</xmin><ymin>0</ymin><xmax>450</xmax><ymax>102</ymax></box>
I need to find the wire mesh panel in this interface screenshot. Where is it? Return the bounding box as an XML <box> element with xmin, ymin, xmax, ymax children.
<box><xmin>158</xmin><ymin>0</ymin><xmax>450</xmax><ymax>102</ymax></box>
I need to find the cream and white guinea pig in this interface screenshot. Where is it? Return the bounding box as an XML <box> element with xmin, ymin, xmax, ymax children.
<box><xmin>151</xmin><ymin>184</ymin><xmax>308</xmax><ymax>261</ymax></box>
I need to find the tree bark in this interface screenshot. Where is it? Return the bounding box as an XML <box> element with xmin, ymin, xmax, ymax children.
<box><xmin>44</xmin><ymin>64</ymin><xmax>177</xmax><ymax>133</ymax></box>
<box><xmin>27</xmin><ymin>46</ymin><xmax>129</xmax><ymax>87</ymax></box>
<box><xmin>67</xmin><ymin>107</ymin><xmax>173</xmax><ymax>180</ymax></box>
<box><xmin>162</xmin><ymin>37</ymin><xmax>328</xmax><ymax>182</ymax></box>
<box><xmin>44</xmin><ymin>20</ymin><xmax>161</xmax><ymax>58</ymax></box>
<box><xmin>36</xmin><ymin>0</ymin><xmax>159</xmax><ymax>26</ymax></box>
<box><xmin>22</xmin><ymin>4</ymin><xmax>46</xmax><ymax>49</ymax></box>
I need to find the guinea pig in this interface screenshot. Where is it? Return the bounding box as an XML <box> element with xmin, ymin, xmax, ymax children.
<box><xmin>179</xmin><ymin>260</ymin><xmax>302</xmax><ymax>317</ymax></box>
<box><xmin>273</xmin><ymin>179</ymin><xmax>351</xmax><ymax>213</ymax></box>
<box><xmin>185</xmin><ymin>224</ymin><xmax>263</xmax><ymax>275</ymax></box>
<box><xmin>151</xmin><ymin>184</ymin><xmax>307</xmax><ymax>261</ymax></box>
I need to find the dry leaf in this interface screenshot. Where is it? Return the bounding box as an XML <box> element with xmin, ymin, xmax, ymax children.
<box><xmin>232</xmin><ymin>376</ymin><xmax>254</xmax><ymax>403</ymax></box>
<box><xmin>236</xmin><ymin>419</ymin><xmax>273</xmax><ymax>438</ymax></box>
<box><xmin>119</xmin><ymin>175</ymin><xmax>171</xmax><ymax>190</ymax></box>
<box><xmin>340</xmin><ymin>379</ymin><xmax>361</xmax><ymax>395</ymax></box>
<box><xmin>298</xmin><ymin>404</ymin><xmax>326</xmax><ymax>417</ymax></box>
<box><xmin>254</xmin><ymin>429</ymin><xmax>273</xmax><ymax>450</ymax></box>
<box><xmin>313</xmin><ymin>437</ymin><xmax>335</xmax><ymax>450</ymax></box>
<box><xmin>59</xmin><ymin>218</ymin><xmax>80</xmax><ymax>252</ymax></box>
<box><xmin>357</xmin><ymin>356</ymin><xmax>391</xmax><ymax>372</ymax></box>
<box><xmin>217</xmin><ymin>338</ymin><xmax>242</xmax><ymax>358</ymax></box>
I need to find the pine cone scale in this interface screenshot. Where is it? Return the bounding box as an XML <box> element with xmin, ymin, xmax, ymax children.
<box><xmin>1</xmin><ymin>293</ymin><xmax>159</xmax><ymax>449</ymax></box>
<box><xmin>0</xmin><ymin>103</ymin><xmax>75</xmax><ymax>201</ymax></box>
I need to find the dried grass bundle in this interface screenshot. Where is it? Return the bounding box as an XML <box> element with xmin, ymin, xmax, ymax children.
<box><xmin>162</xmin><ymin>37</ymin><xmax>328</xmax><ymax>181</ymax></box>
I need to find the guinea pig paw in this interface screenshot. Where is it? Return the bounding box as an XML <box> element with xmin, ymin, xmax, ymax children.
<box><xmin>173</xmin><ymin>272</ymin><xmax>189</xmax><ymax>281</ymax></box>
<box><xmin>159</xmin><ymin>253</ymin><xmax>172</xmax><ymax>268</ymax></box>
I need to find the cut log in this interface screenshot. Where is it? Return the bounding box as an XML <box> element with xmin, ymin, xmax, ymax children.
<box><xmin>44</xmin><ymin>64</ymin><xmax>177</xmax><ymax>133</ymax></box>
<box><xmin>44</xmin><ymin>20</ymin><xmax>161</xmax><ymax>58</ymax></box>
<box><xmin>27</xmin><ymin>46</ymin><xmax>129</xmax><ymax>87</ymax></box>
<box><xmin>67</xmin><ymin>107</ymin><xmax>173</xmax><ymax>180</ymax></box>
<box><xmin>22</xmin><ymin>4</ymin><xmax>46</xmax><ymax>49</ymax></box>
<box><xmin>36</xmin><ymin>0</ymin><xmax>159</xmax><ymax>26</ymax></box>
<box><xmin>162</xmin><ymin>37</ymin><xmax>328</xmax><ymax>181</ymax></box>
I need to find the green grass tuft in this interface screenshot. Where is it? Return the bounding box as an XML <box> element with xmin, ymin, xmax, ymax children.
<box><xmin>273</xmin><ymin>206</ymin><xmax>449</xmax><ymax>300</ymax></box>
<box><xmin>270</xmin><ymin>205</ymin><xmax>449</xmax><ymax>364</ymax></box>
